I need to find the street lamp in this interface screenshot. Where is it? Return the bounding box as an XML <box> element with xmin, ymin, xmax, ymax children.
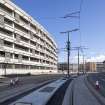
<box><xmin>60</xmin><ymin>28</ymin><xmax>79</xmax><ymax>77</ymax></box>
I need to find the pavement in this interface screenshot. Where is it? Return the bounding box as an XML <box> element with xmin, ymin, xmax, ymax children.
<box><xmin>63</xmin><ymin>75</ymin><xmax>103</xmax><ymax>105</ymax></box>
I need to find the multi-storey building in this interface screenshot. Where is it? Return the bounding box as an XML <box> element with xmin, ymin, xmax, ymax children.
<box><xmin>58</xmin><ymin>62</ymin><xmax>78</xmax><ymax>74</ymax></box>
<box><xmin>85</xmin><ymin>62</ymin><xmax>97</xmax><ymax>72</ymax></box>
<box><xmin>0</xmin><ymin>0</ymin><xmax>58</xmax><ymax>75</ymax></box>
<box><xmin>96</xmin><ymin>62</ymin><xmax>104</xmax><ymax>72</ymax></box>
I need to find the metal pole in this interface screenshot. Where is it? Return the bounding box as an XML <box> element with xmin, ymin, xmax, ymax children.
<box><xmin>83</xmin><ymin>54</ymin><xmax>84</xmax><ymax>74</ymax></box>
<box><xmin>78</xmin><ymin>48</ymin><xmax>79</xmax><ymax>75</ymax></box>
<box><xmin>60</xmin><ymin>29</ymin><xmax>79</xmax><ymax>77</ymax></box>
<box><xmin>67</xmin><ymin>32</ymin><xmax>70</xmax><ymax>77</ymax></box>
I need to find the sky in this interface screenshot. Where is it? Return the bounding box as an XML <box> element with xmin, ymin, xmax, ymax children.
<box><xmin>12</xmin><ymin>0</ymin><xmax>105</xmax><ymax>63</ymax></box>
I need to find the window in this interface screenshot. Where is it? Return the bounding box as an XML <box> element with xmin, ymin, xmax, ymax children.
<box><xmin>4</xmin><ymin>18</ymin><xmax>13</xmax><ymax>26</ymax></box>
<box><xmin>40</xmin><ymin>52</ymin><xmax>44</xmax><ymax>56</ymax></box>
<box><xmin>22</xmin><ymin>65</ymin><xmax>29</xmax><ymax>69</ymax></box>
<box><xmin>15</xmin><ymin>64</ymin><xmax>21</xmax><ymax>69</ymax></box>
<box><xmin>0</xmin><ymin>51</ymin><xmax>5</xmax><ymax>57</ymax></box>
<box><xmin>33</xmin><ymin>34</ymin><xmax>39</xmax><ymax>40</ymax></box>
<box><xmin>22</xmin><ymin>55</ymin><xmax>29</xmax><ymax>61</ymax></box>
<box><xmin>35</xmin><ymin>50</ymin><xmax>39</xmax><ymax>55</ymax></box>
<box><xmin>21</xmin><ymin>36</ymin><xmax>29</xmax><ymax>43</ymax></box>
<box><xmin>40</xmin><ymin>66</ymin><xmax>45</xmax><ymax>70</ymax></box>
<box><xmin>30</xmin><ymin>57</ymin><xmax>39</xmax><ymax>62</ymax></box>
<box><xmin>6</xmin><ymin>64</ymin><xmax>13</xmax><ymax>69</ymax></box>
<box><xmin>15</xmin><ymin>64</ymin><xmax>29</xmax><ymax>69</ymax></box>
<box><xmin>0</xmin><ymin>27</ymin><xmax>13</xmax><ymax>37</ymax></box>
<box><xmin>30</xmin><ymin>23</ymin><xmax>37</xmax><ymax>31</ymax></box>
<box><xmin>30</xmin><ymin>65</ymin><xmax>39</xmax><ymax>69</ymax></box>
<box><xmin>4</xmin><ymin>41</ymin><xmax>13</xmax><ymax>48</ymax></box>
<box><xmin>15</xmin><ymin>23</ymin><xmax>28</xmax><ymax>34</ymax></box>
<box><xmin>15</xmin><ymin>44</ymin><xmax>29</xmax><ymax>52</ymax></box>
<box><xmin>14</xmin><ymin>54</ymin><xmax>18</xmax><ymax>59</ymax></box>
<box><xmin>10</xmin><ymin>53</ymin><xmax>13</xmax><ymax>58</ymax></box>
<box><xmin>30</xmin><ymin>41</ymin><xmax>36</xmax><ymax>46</ymax></box>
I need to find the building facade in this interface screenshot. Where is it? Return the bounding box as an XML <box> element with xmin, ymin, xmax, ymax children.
<box><xmin>58</xmin><ymin>63</ymin><xmax>78</xmax><ymax>74</ymax></box>
<box><xmin>85</xmin><ymin>62</ymin><xmax>97</xmax><ymax>72</ymax></box>
<box><xmin>96</xmin><ymin>62</ymin><xmax>104</xmax><ymax>72</ymax></box>
<box><xmin>0</xmin><ymin>0</ymin><xmax>58</xmax><ymax>75</ymax></box>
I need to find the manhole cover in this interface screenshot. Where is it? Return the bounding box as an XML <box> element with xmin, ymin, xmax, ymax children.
<box><xmin>39</xmin><ymin>86</ymin><xmax>55</xmax><ymax>93</ymax></box>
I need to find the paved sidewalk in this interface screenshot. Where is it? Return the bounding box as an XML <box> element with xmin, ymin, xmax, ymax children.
<box><xmin>63</xmin><ymin>76</ymin><xmax>101</xmax><ymax>105</ymax></box>
<box><xmin>73</xmin><ymin>76</ymin><xmax>101</xmax><ymax>105</ymax></box>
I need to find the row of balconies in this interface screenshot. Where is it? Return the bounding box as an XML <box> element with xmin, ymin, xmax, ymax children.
<box><xmin>0</xmin><ymin>56</ymin><xmax>57</xmax><ymax>67</ymax></box>
<box><xmin>0</xmin><ymin>43</ymin><xmax>57</xmax><ymax>63</ymax></box>
<box><xmin>0</xmin><ymin>49</ymin><xmax>57</xmax><ymax>66</ymax></box>
<box><xmin>2</xmin><ymin>40</ymin><xmax>56</xmax><ymax>60</ymax></box>
<box><xmin>0</xmin><ymin>16</ymin><xmax>55</xmax><ymax>52</ymax></box>
<box><xmin>0</xmin><ymin>54</ymin><xmax>56</xmax><ymax>66</ymax></box>
<box><xmin>0</xmin><ymin>23</ymin><xmax>57</xmax><ymax>58</ymax></box>
<box><xmin>0</xmin><ymin>30</ymin><xmax>57</xmax><ymax>59</ymax></box>
<box><xmin>0</xmin><ymin>62</ymin><xmax>56</xmax><ymax>70</ymax></box>
<box><xmin>0</xmin><ymin>2</ymin><xmax>57</xmax><ymax>50</ymax></box>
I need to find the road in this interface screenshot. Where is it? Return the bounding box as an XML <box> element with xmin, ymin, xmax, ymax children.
<box><xmin>0</xmin><ymin>74</ymin><xmax>63</xmax><ymax>105</ymax></box>
<box><xmin>87</xmin><ymin>72</ymin><xmax>105</xmax><ymax>97</ymax></box>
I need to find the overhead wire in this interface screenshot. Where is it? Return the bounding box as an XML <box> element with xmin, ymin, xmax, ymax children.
<box><xmin>79</xmin><ymin>0</ymin><xmax>84</xmax><ymax>47</ymax></box>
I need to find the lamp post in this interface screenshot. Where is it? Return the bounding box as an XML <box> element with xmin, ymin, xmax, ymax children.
<box><xmin>60</xmin><ymin>29</ymin><xmax>79</xmax><ymax>77</ymax></box>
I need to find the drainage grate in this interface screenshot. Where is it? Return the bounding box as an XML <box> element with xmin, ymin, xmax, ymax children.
<box><xmin>39</xmin><ymin>86</ymin><xmax>55</xmax><ymax>93</ymax></box>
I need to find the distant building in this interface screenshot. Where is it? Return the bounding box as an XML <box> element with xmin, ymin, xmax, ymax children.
<box><xmin>85</xmin><ymin>62</ymin><xmax>97</xmax><ymax>72</ymax></box>
<box><xmin>84</xmin><ymin>62</ymin><xmax>104</xmax><ymax>73</ymax></box>
<box><xmin>58</xmin><ymin>63</ymin><xmax>78</xmax><ymax>73</ymax></box>
<box><xmin>96</xmin><ymin>62</ymin><xmax>104</xmax><ymax>72</ymax></box>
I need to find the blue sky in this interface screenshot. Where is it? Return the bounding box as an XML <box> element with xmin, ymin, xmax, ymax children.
<box><xmin>12</xmin><ymin>0</ymin><xmax>105</xmax><ymax>63</ymax></box>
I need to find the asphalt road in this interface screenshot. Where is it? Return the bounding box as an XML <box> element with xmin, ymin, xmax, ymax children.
<box><xmin>0</xmin><ymin>74</ymin><xmax>64</xmax><ymax>104</ymax></box>
<box><xmin>0</xmin><ymin>74</ymin><xmax>63</xmax><ymax>89</ymax></box>
<box><xmin>87</xmin><ymin>72</ymin><xmax>105</xmax><ymax>97</ymax></box>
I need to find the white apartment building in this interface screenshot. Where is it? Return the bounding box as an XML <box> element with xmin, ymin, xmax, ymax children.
<box><xmin>0</xmin><ymin>0</ymin><xmax>58</xmax><ymax>75</ymax></box>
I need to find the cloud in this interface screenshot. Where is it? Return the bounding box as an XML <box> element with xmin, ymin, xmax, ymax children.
<box><xmin>86</xmin><ymin>55</ymin><xmax>105</xmax><ymax>62</ymax></box>
<box><xmin>71</xmin><ymin>55</ymin><xmax>83</xmax><ymax>63</ymax></box>
<box><xmin>71</xmin><ymin>54</ymin><xmax>105</xmax><ymax>63</ymax></box>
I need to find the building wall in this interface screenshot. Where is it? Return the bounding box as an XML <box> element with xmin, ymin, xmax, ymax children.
<box><xmin>96</xmin><ymin>62</ymin><xmax>104</xmax><ymax>72</ymax></box>
<box><xmin>58</xmin><ymin>63</ymin><xmax>78</xmax><ymax>73</ymax></box>
<box><xmin>85</xmin><ymin>62</ymin><xmax>97</xmax><ymax>72</ymax></box>
<box><xmin>0</xmin><ymin>0</ymin><xmax>58</xmax><ymax>75</ymax></box>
